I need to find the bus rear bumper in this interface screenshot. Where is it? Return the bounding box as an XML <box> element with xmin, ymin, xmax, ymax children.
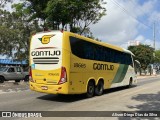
<box><xmin>29</xmin><ymin>82</ymin><xmax>68</xmax><ymax>94</ymax></box>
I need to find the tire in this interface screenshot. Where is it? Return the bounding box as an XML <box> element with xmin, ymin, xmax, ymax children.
<box><xmin>128</xmin><ymin>79</ymin><xmax>133</xmax><ymax>87</ymax></box>
<box><xmin>15</xmin><ymin>80</ymin><xmax>20</xmax><ymax>82</ymax></box>
<box><xmin>86</xmin><ymin>81</ymin><xmax>95</xmax><ymax>98</ymax></box>
<box><xmin>95</xmin><ymin>81</ymin><xmax>104</xmax><ymax>96</ymax></box>
<box><xmin>24</xmin><ymin>76</ymin><xmax>29</xmax><ymax>82</ymax></box>
<box><xmin>0</xmin><ymin>76</ymin><xmax>5</xmax><ymax>83</ymax></box>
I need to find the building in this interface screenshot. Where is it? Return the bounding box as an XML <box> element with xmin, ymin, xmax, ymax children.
<box><xmin>0</xmin><ymin>59</ymin><xmax>27</xmax><ymax>67</ymax></box>
<box><xmin>128</xmin><ymin>40</ymin><xmax>140</xmax><ymax>47</ymax></box>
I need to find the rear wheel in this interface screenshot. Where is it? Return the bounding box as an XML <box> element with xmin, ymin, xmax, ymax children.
<box><xmin>0</xmin><ymin>76</ymin><xmax>5</xmax><ymax>83</ymax></box>
<box><xmin>15</xmin><ymin>80</ymin><xmax>20</xmax><ymax>82</ymax></box>
<box><xmin>86</xmin><ymin>81</ymin><xmax>95</xmax><ymax>98</ymax></box>
<box><xmin>24</xmin><ymin>76</ymin><xmax>29</xmax><ymax>82</ymax></box>
<box><xmin>128</xmin><ymin>78</ymin><xmax>133</xmax><ymax>87</ymax></box>
<box><xmin>95</xmin><ymin>81</ymin><xmax>104</xmax><ymax>96</ymax></box>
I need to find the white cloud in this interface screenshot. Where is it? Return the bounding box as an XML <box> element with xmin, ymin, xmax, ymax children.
<box><xmin>134</xmin><ymin>35</ymin><xmax>145</xmax><ymax>42</ymax></box>
<box><xmin>90</xmin><ymin>0</ymin><xmax>160</xmax><ymax>49</ymax></box>
<box><xmin>133</xmin><ymin>34</ymin><xmax>160</xmax><ymax>50</ymax></box>
<box><xmin>148</xmin><ymin>11</ymin><xmax>160</xmax><ymax>23</ymax></box>
<box><xmin>144</xmin><ymin>39</ymin><xmax>153</xmax><ymax>46</ymax></box>
<box><xmin>135</xmin><ymin>0</ymin><xmax>156</xmax><ymax>16</ymax></box>
<box><xmin>91</xmin><ymin>0</ymin><xmax>138</xmax><ymax>45</ymax></box>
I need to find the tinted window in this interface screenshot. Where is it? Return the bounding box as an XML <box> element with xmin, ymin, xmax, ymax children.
<box><xmin>24</xmin><ymin>67</ymin><xmax>29</xmax><ymax>72</ymax></box>
<box><xmin>8</xmin><ymin>68</ymin><xmax>15</xmax><ymax>72</ymax></box>
<box><xmin>0</xmin><ymin>67</ymin><xmax>8</xmax><ymax>72</ymax></box>
<box><xmin>16</xmin><ymin>67</ymin><xmax>21</xmax><ymax>72</ymax></box>
<box><xmin>70</xmin><ymin>36</ymin><xmax>132</xmax><ymax>65</ymax></box>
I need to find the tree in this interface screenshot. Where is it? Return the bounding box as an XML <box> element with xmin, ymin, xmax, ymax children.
<box><xmin>0</xmin><ymin>0</ymin><xmax>13</xmax><ymax>57</ymax></box>
<box><xmin>1</xmin><ymin>0</ymin><xmax>105</xmax><ymax>60</ymax></box>
<box><xmin>26</xmin><ymin>0</ymin><xmax>106</xmax><ymax>35</ymax></box>
<box><xmin>0</xmin><ymin>9</ymin><xmax>17</xmax><ymax>57</ymax></box>
<box><xmin>128</xmin><ymin>44</ymin><xmax>154</xmax><ymax>72</ymax></box>
<box><xmin>0</xmin><ymin>0</ymin><xmax>12</xmax><ymax>8</ymax></box>
<box><xmin>155</xmin><ymin>50</ymin><xmax>160</xmax><ymax>63</ymax></box>
<box><xmin>12</xmin><ymin>3</ymin><xmax>42</xmax><ymax>60</ymax></box>
<box><xmin>0</xmin><ymin>3</ymin><xmax>41</xmax><ymax>60</ymax></box>
<box><xmin>25</xmin><ymin>0</ymin><xmax>50</xmax><ymax>29</ymax></box>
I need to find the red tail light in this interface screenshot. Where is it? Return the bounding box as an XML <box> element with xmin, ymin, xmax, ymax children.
<box><xmin>32</xmin><ymin>33</ymin><xmax>36</xmax><ymax>36</ymax></box>
<box><xmin>29</xmin><ymin>66</ymin><xmax>32</xmax><ymax>76</ymax></box>
<box><xmin>60</xmin><ymin>30</ymin><xmax>64</xmax><ymax>33</ymax></box>
<box><xmin>58</xmin><ymin>66</ymin><xmax>67</xmax><ymax>84</ymax></box>
<box><xmin>29</xmin><ymin>66</ymin><xmax>34</xmax><ymax>82</ymax></box>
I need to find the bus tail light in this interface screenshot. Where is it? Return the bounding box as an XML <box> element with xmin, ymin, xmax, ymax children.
<box><xmin>58</xmin><ymin>66</ymin><xmax>67</xmax><ymax>84</ymax></box>
<box><xmin>29</xmin><ymin>66</ymin><xmax>34</xmax><ymax>82</ymax></box>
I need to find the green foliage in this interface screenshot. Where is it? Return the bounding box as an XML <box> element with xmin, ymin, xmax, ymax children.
<box><xmin>128</xmin><ymin>44</ymin><xmax>154</xmax><ymax>70</ymax></box>
<box><xmin>0</xmin><ymin>0</ymin><xmax>106</xmax><ymax>60</ymax></box>
<box><xmin>45</xmin><ymin>0</ymin><xmax>70</xmax><ymax>29</ymax></box>
<box><xmin>26</xmin><ymin>0</ymin><xmax>106</xmax><ymax>34</ymax></box>
<box><xmin>0</xmin><ymin>3</ymin><xmax>41</xmax><ymax>60</ymax></box>
<box><xmin>0</xmin><ymin>9</ymin><xmax>17</xmax><ymax>57</ymax></box>
<box><xmin>155</xmin><ymin>50</ymin><xmax>160</xmax><ymax>63</ymax></box>
<box><xmin>26</xmin><ymin>0</ymin><xmax>49</xmax><ymax>21</ymax></box>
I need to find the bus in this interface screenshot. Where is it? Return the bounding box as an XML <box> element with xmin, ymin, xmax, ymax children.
<box><xmin>29</xmin><ymin>30</ymin><xmax>137</xmax><ymax>97</ymax></box>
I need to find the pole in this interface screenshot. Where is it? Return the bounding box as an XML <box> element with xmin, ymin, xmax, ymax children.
<box><xmin>153</xmin><ymin>22</ymin><xmax>155</xmax><ymax>50</ymax></box>
<box><xmin>153</xmin><ymin>22</ymin><xmax>156</xmax><ymax>75</ymax></box>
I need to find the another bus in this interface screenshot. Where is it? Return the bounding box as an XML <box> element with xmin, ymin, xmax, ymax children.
<box><xmin>29</xmin><ymin>31</ymin><xmax>137</xmax><ymax>97</ymax></box>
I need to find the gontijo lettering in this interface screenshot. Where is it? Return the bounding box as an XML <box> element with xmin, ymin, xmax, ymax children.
<box><xmin>31</xmin><ymin>50</ymin><xmax>61</xmax><ymax>56</ymax></box>
<box><xmin>93</xmin><ymin>63</ymin><xmax>114</xmax><ymax>70</ymax></box>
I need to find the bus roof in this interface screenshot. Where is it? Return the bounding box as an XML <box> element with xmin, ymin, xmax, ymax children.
<box><xmin>64</xmin><ymin>31</ymin><xmax>134</xmax><ymax>55</ymax></box>
<box><xmin>32</xmin><ymin>30</ymin><xmax>134</xmax><ymax>56</ymax></box>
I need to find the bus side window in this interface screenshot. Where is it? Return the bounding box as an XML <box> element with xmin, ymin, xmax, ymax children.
<box><xmin>84</xmin><ymin>42</ymin><xmax>94</xmax><ymax>60</ymax></box>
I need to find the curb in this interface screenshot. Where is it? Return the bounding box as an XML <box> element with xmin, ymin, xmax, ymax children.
<box><xmin>137</xmin><ymin>75</ymin><xmax>160</xmax><ymax>79</ymax></box>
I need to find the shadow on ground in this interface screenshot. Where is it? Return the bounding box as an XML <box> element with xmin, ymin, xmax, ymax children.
<box><xmin>118</xmin><ymin>92</ymin><xmax>160</xmax><ymax>120</ymax></box>
<box><xmin>37</xmin><ymin>85</ymin><xmax>136</xmax><ymax>103</ymax></box>
<box><xmin>37</xmin><ymin>94</ymin><xmax>88</xmax><ymax>103</ymax></box>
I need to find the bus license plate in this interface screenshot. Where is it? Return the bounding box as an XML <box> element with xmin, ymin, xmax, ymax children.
<box><xmin>41</xmin><ymin>86</ymin><xmax>48</xmax><ymax>90</ymax></box>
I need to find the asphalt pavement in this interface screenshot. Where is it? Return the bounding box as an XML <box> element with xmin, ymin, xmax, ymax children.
<box><xmin>0</xmin><ymin>80</ymin><xmax>29</xmax><ymax>94</ymax></box>
<box><xmin>0</xmin><ymin>75</ymin><xmax>160</xmax><ymax>120</ymax></box>
<box><xmin>0</xmin><ymin>74</ymin><xmax>159</xmax><ymax>94</ymax></box>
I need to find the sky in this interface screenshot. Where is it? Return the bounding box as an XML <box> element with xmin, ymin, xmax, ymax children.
<box><xmin>90</xmin><ymin>0</ymin><xmax>160</xmax><ymax>50</ymax></box>
<box><xmin>5</xmin><ymin>0</ymin><xmax>160</xmax><ymax>50</ymax></box>
<box><xmin>3</xmin><ymin>0</ymin><xmax>160</xmax><ymax>53</ymax></box>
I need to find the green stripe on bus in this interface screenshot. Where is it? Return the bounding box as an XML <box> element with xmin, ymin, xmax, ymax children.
<box><xmin>112</xmin><ymin>64</ymin><xmax>129</xmax><ymax>83</ymax></box>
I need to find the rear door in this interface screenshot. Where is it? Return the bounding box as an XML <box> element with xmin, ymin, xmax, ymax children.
<box><xmin>5</xmin><ymin>67</ymin><xmax>16</xmax><ymax>80</ymax></box>
<box><xmin>15</xmin><ymin>67</ymin><xmax>24</xmax><ymax>80</ymax></box>
<box><xmin>30</xmin><ymin>31</ymin><xmax>63</xmax><ymax>84</ymax></box>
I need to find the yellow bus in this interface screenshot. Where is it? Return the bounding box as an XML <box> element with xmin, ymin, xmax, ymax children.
<box><xmin>29</xmin><ymin>31</ymin><xmax>137</xmax><ymax>97</ymax></box>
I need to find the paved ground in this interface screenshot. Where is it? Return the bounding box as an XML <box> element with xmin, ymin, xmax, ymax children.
<box><xmin>137</xmin><ymin>74</ymin><xmax>159</xmax><ymax>79</ymax></box>
<box><xmin>0</xmin><ymin>75</ymin><xmax>159</xmax><ymax>94</ymax></box>
<box><xmin>0</xmin><ymin>75</ymin><xmax>160</xmax><ymax>120</ymax></box>
<box><xmin>0</xmin><ymin>81</ymin><xmax>29</xmax><ymax>94</ymax></box>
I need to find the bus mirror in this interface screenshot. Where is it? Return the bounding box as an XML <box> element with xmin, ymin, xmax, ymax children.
<box><xmin>135</xmin><ymin>60</ymin><xmax>141</xmax><ymax>67</ymax></box>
